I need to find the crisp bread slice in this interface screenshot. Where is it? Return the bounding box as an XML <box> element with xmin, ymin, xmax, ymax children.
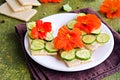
<box><xmin>55</xmin><ymin>49</ymin><xmax>92</xmax><ymax>67</ymax></box>
<box><xmin>18</xmin><ymin>0</ymin><xmax>41</xmax><ymax>6</ymax></box>
<box><xmin>6</xmin><ymin>0</ymin><xmax>32</xmax><ymax>12</ymax></box>
<box><xmin>64</xmin><ymin>58</ymin><xmax>92</xmax><ymax>67</ymax></box>
<box><xmin>84</xmin><ymin>42</ymin><xmax>101</xmax><ymax>51</ymax></box>
<box><xmin>30</xmin><ymin>49</ymin><xmax>57</xmax><ymax>56</ymax></box>
<box><xmin>0</xmin><ymin>3</ymin><xmax>37</xmax><ymax>22</ymax></box>
<box><xmin>27</xmin><ymin>36</ymin><xmax>57</xmax><ymax>56</ymax></box>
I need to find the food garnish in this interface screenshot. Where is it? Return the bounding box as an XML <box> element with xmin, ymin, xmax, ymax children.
<box><xmin>99</xmin><ymin>0</ymin><xmax>120</xmax><ymax>19</ymax></box>
<box><xmin>40</xmin><ymin>0</ymin><xmax>62</xmax><ymax>3</ymax></box>
<box><xmin>30</xmin><ymin>20</ymin><xmax>52</xmax><ymax>39</ymax></box>
<box><xmin>54</xmin><ymin>26</ymin><xmax>84</xmax><ymax>51</ymax></box>
<box><xmin>74</xmin><ymin>14</ymin><xmax>101</xmax><ymax>34</ymax></box>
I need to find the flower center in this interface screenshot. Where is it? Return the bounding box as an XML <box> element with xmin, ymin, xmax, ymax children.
<box><xmin>66</xmin><ymin>34</ymin><xmax>71</xmax><ymax>39</ymax></box>
<box><xmin>38</xmin><ymin>28</ymin><xmax>44</xmax><ymax>33</ymax></box>
<box><xmin>82</xmin><ymin>22</ymin><xmax>86</xmax><ymax>26</ymax></box>
<box><xmin>111</xmin><ymin>7</ymin><xmax>117</xmax><ymax>14</ymax></box>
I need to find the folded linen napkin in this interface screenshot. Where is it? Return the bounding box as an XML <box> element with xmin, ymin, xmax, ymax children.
<box><xmin>15</xmin><ymin>8</ymin><xmax>120</xmax><ymax>80</ymax></box>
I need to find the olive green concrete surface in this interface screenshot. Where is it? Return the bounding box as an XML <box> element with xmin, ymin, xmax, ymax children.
<box><xmin>0</xmin><ymin>0</ymin><xmax>120</xmax><ymax>80</ymax></box>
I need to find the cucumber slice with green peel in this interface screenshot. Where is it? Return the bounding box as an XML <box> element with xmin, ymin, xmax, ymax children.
<box><xmin>67</xmin><ymin>20</ymin><xmax>76</xmax><ymax>29</ymax></box>
<box><xmin>63</xmin><ymin>4</ymin><xmax>72</xmax><ymax>12</ymax></box>
<box><xmin>30</xmin><ymin>39</ymin><xmax>45</xmax><ymax>50</ymax></box>
<box><xmin>91</xmin><ymin>29</ymin><xmax>101</xmax><ymax>35</ymax></box>
<box><xmin>27</xmin><ymin>22</ymin><xmax>36</xmax><ymax>30</ymax></box>
<box><xmin>61</xmin><ymin>49</ymin><xmax>76</xmax><ymax>61</ymax></box>
<box><xmin>97</xmin><ymin>33</ymin><xmax>110</xmax><ymax>43</ymax></box>
<box><xmin>45</xmin><ymin>41</ymin><xmax>58</xmax><ymax>53</ymax></box>
<box><xmin>45</xmin><ymin>32</ymin><xmax>54</xmax><ymax>41</ymax></box>
<box><xmin>76</xmin><ymin>13</ymin><xmax>86</xmax><ymax>17</ymax></box>
<box><xmin>82</xmin><ymin>35</ymin><xmax>96</xmax><ymax>44</ymax></box>
<box><xmin>27</xmin><ymin>31</ymin><xmax>33</xmax><ymax>39</ymax></box>
<box><xmin>76</xmin><ymin>49</ymin><xmax>92</xmax><ymax>60</ymax></box>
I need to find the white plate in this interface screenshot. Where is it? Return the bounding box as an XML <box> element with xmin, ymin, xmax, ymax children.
<box><xmin>24</xmin><ymin>13</ymin><xmax>114</xmax><ymax>72</ymax></box>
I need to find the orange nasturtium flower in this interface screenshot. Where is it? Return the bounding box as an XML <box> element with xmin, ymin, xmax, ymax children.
<box><xmin>31</xmin><ymin>20</ymin><xmax>52</xmax><ymax>39</ymax></box>
<box><xmin>54</xmin><ymin>26</ymin><xmax>84</xmax><ymax>51</ymax></box>
<box><xmin>99</xmin><ymin>0</ymin><xmax>120</xmax><ymax>19</ymax></box>
<box><xmin>40</xmin><ymin>0</ymin><xmax>62</xmax><ymax>3</ymax></box>
<box><xmin>74</xmin><ymin>14</ymin><xmax>101</xmax><ymax>34</ymax></box>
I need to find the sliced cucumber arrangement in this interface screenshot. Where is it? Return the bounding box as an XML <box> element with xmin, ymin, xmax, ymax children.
<box><xmin>61</xmin><ymin>49</ymin><xmax>76</xmax><ymax>61</ymax></box>
<box><xmin>91</xmin><ymin>28</ymin><xmax>101</xmax><ymax>35</ymax></box>
<box><xmin>82</xmin><ymin>35</ymin><xmax>96</xmax><ymax>44</ymax></box>
<box><xmin>27</xmin><ymin>22</ymin><xmax>36</xmax><ymax>30</ymax></box>
<box><xmin>76</xmin><ymin>49</ymin><xmax>91</xmax><ymax>60</ymax></box>
<box><xmin>27</xmin><ymin>31</ymin><xmax>32</xmax><ymax>38</ymax></box>
<box><xmin>67</xmin><ymin>20</ymin><xmax>76</xmax><ymax>29</ymax></box>
<box><xmin>45</xmin><ymin>32</ymin><xmax>54</xmax><ymax>41</ymax></box>
<box><xmin>97</xmin><ymin>33</ymin><xmax>110</xmax><ymax>43</ymax></box>
<box><xmin>30</xmin><ymin>39</ymin><xmax>45</xmax><ymax>50</ymax></box>
<box><xmin>27</xmin><ymin>31</ymin><xmax>34</xmax><ymax>39</ymax></box>
<box><xmin>45</xmin><ymin>41</ymin><xmax>58</xmax><ymax>53</ymax></box>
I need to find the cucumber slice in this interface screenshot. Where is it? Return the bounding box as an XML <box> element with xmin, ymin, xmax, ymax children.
<box><xmin>26</xmin><ymin>22</ymin><xmax>36</xmax><ymax>30</ymax></box>
<box><xmin>61</xmin><ymin>49</ymin><xmax>75</xmax><ymax>61</ymax></box>
<box><xmin>30</xmin><ymin>39</ymin><xmax>45</xmax><ymax>50</ymax></box>
<box><xmin>82</xmin><ymin>35</ymin><xmax>96</xmax><ymax>44</ymax></box>
<box><xmin>76</xmin><ymin>13</ymin><xmax>86</xmax><ymax>17</ymax></box>
<box><xmin>27</xmin><ymin>31</ymin><xmax>33</xmax><ymax>39</ymax></box>
<box><xmin>91</xmin><ymin>29</ymin><xmax>101</xmax><ymax>35</ymax></box>
<box><xmin>97</xmin><ymin>33</ymin><xmax>110</xmax><ymax>43</ymax></box>
<box><xmin>45</xmin><ymin>41</ymin><xmax>58</xmax><ymax>53</ymax></box>
<box><xmin>63</xmin><ymin>4</ymin><xmax>72</xmax><ymax>12</ymax></box>
<box><xmin>67</xmin><ymin>20</ymin><xmax>76</xmax><ymax>29</ymax></box>
<box><xmin>76</xmin><ymin>49</ymin><xmax>91</xmax><ymax>60</ymax></box>
<box><xmin>45</xmin><ymin>32</ymin><xmax>54</xmax><ymax>41</ymax></box>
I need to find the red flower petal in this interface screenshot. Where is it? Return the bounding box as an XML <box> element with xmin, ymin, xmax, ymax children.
<box><xmin>36</xmin><ymin>20</ymin><xmax>43</xmax><ymax>28</ymax></box>
<box><xmin>40</xmin><ymin>0</ymin><xmax>62</xmax><ymax>3</ymax></box>
<box><xmin>38</xmin><ymin>32</ymin><xmax>47</xmax><ymax>39</ymax></box>
<box><xmin>31</xmin><ymin>20</ymin><xmax>52</xmax><ymax>39</ymax></box>
<box><xmin>99</xmin><ymin>0</ymin><xmax>120</xmax><ymax>19</ymax></box>
<box><xmin>42</xmin><ymin>22</ymin><xmax>52</xmax><ymax>32</ymax></box>
<box><xmin>54</xmin><ymin>26</ymin><xmax>84</xmax><ymax>51</ymax></box>
<box><xmin>31</xmin><ymin>27</ymin><xmax>39</xmax><ymax>39</ymax></box>
<box><xmin>74</xmin><ymin>14</ymin><xmax>101</xmax><ymax>34</ymax></box>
